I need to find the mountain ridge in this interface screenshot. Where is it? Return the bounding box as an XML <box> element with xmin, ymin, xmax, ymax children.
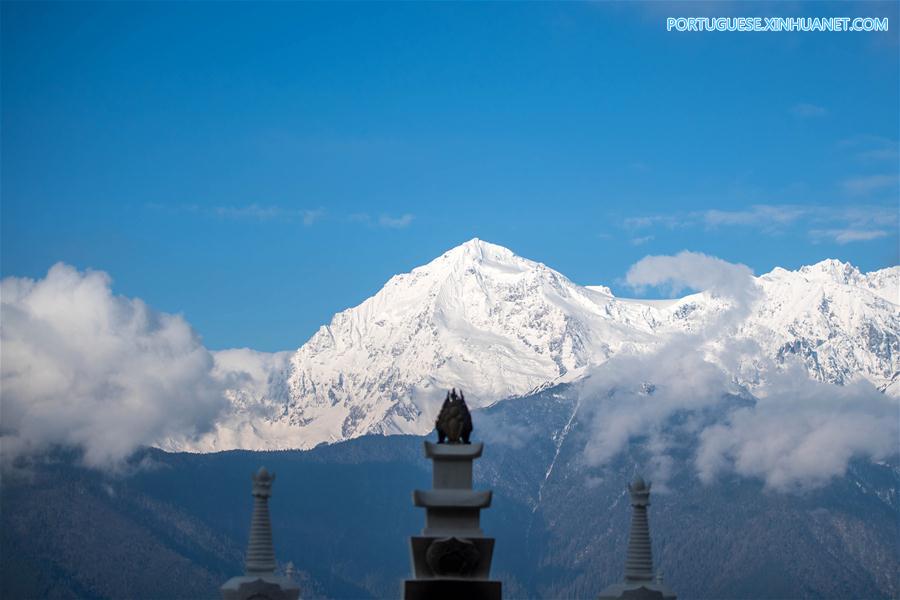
<box><xmin>162</xmin><ymin>240</ymin><xmax>898</xmax><ymax>452</ymax></box>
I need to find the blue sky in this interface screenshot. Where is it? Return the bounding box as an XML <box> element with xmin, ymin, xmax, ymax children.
<box><xmin>3</xmin><ymin>1</ymin><xmax>898</xmax><ymax>351</ymax></box>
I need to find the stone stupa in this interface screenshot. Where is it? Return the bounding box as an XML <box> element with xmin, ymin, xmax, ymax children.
<box><xmin>598</xmin><ymin>476</ymin><xmax>676</xmax><ymax>600</ymax></box>
<box><xmin>221</xmin><ymin>467</ymin><xmax>300</xmax><ymax>600</ymax></box>
<box><xmin>403</xmin><ymin>389</ymin><xmax>501</xmax><ymax>600</ymax></box>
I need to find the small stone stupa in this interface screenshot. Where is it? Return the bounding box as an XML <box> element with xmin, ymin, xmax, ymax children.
<box><xmin>598</xmin><ymin>476</ymin><xmax>676</xmax><ymax>600</ymax></box>
<box><xmin>404</xmin><ymin>389</ymin><xmax>501</xmax><ymax>600</ymax></box>
<box><xmin>221</xmin><ymin>467</ymin><xmax>300</xmax><ymax>600</ymax></box>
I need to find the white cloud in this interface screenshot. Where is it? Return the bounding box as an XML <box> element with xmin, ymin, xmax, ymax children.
<box><xmin>581</xmin><ymin>341</ymin><xmax>737</xmax><ymax>470</ymax></box>
<box><xmin>624</xmin><ymin>205</ymin><xmax>805</xmax><ymax>233</ymax></box>
<box><xmin>349</xmin><ymin>213</ymin><xmax>415</xmax><ymax>229</ymax></box>
<box><xmin>214</xmin><ymin>204</ymin><xmax>324</xmax><ymax>225</ymax></box>
<box><xmin>810</xmin><ymin>228</ymin><xmax>889</xmax><ymax>244</ymax></box>
<box><xmin>696</xmin><ymin>365</ymin><xmax>898</xmax><ymax>491</ymax></box>
<box><xmin>623</xmin><ymin>214</ymin><xmax>684</xmax><ymax>230</ymax></box>
<box><xmin>0</xmin><ymin>264</ymin><xmax>228</xmax><ymax>469</ymax></box>
<box><xmin>621</xmin><ymin>203</ymin><xmax>897</xmax><ymax>242</ymax></box>
<box><xmin>378</xmin><ymin>213</ymin><xmax>415</xmax><ymax>229</ymax></box>
<box><xmin>626</xmin><ymin>250</ymin><xmax>759</xmax><ymax>311</ymax></box>
<box><xmin>842</xmin><ymin>174</ymin><xmax>899</xmax><ymax>196</ymax></box>
<box><xmin>300</xmin><ymin>208</ymin><xmax>325</xmax><ymax>226</ymax></box>
<box><xmin>630</xmin><ymin>235</ymin><xmax>654</xmax><ymax>246</ymax></box>
<box><xmin>149</xmin><ymin>203</ymin><xmax>324</xmax><ymax>225</ymax></box>
<box><xmin>702</xmin><ymin>204</ymin><xmax>806</xmax><ymax>229</ymax></box>
<box><xmin>835</xmin><ymin>204</ymin><xmax>896</xmax><ymax>227</ymax></box>
<box><xmin>580</xmin><ymin>252</ymin><xmax>898</xmax><ymax>492</ymax></box>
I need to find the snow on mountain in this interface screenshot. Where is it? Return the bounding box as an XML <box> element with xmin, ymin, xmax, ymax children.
<box><xmin>166</xmin><ymin>240</ymin><xmax>899</xmax><ymax>452</ymax></box>
<box><xmin>752</xmin><ymin>260</ymin><xmax>898</xmax><ymax>389</ymax></box>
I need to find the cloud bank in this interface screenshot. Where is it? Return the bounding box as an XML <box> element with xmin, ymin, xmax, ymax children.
<box><xmin>581</xmin><ymin>251</ymin><xmax>898</xmax><ymax>492</ymax></box>
<box><xmin>696</xmin><ymin>366</ymin><xmax>898</xmax><ymax>490</ymax></box>
<box><xmin>1</xmin><ymin>264</ymin><xmax>227</xmax><ymax>468</ymax></box>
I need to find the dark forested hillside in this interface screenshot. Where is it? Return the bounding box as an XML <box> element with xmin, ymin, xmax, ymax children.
<box><xmin>2</xmin><ymin>387</ymin><xmax>898</xmax><ymax>599</ymax></box>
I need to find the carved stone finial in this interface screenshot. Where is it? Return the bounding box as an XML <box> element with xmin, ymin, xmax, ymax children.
<box><xmin>407</xmin><ymin>410</ymin><xmax>499</xmax><ymax>599</ymax></box>
<box><xmin>252</xmin><ymin>467</ymin><xmax>275</xmax><ymax>498</ymax></box>
<box><xmin>435</xmin><ymin>388</ymin><xmax>473</xmax><ymax>444</ymax></box>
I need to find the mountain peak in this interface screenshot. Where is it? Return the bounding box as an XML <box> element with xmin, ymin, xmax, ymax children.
<box><xmin>424</xmin><ymin>238</ymin><xmax>540</xmax><ymax>280</ymax></box>
<box><xmin>185</xmin><ymin>247</ymin><xmax>899</xmax><ymax>453</ymax></box>
<box><xmin>799</xmin><ymin>259</ymin><xmax>862</xmax><ymax>285</ymax></box>
<box><xmin>442</xmin><ymin>238</ymin><xmax>517</xmax><ymax>261</ymax></box>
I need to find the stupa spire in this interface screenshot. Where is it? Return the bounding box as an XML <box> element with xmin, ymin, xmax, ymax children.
<box><xmin>246</xmin><ymin>467</ymin><xmax>277</xmax><ymax>574</ymax></box>
<box><xmin>221</xmin><ymin>467</ymin><xmax>300</xmax><ymax>600</ymax></box>
<box><xmin>625</xmin><ymin>476</ymin><xmax>653</xmax><ymax>582</ymax></box>
<box><xmin>598</xmin><ymin>476</ymin><xmax>676</xmax><ymax>600</ymax></box>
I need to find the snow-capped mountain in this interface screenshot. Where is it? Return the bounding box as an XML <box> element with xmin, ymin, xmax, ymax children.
<box><xmin>752</xmin><ymin>260</ymin><xmax>898</xmax><ymax>392</ymax></box>
<box><xmin>166</xmin><ymin>239</ymin><xmax>898</xmax><ymax>452</ymax></box>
